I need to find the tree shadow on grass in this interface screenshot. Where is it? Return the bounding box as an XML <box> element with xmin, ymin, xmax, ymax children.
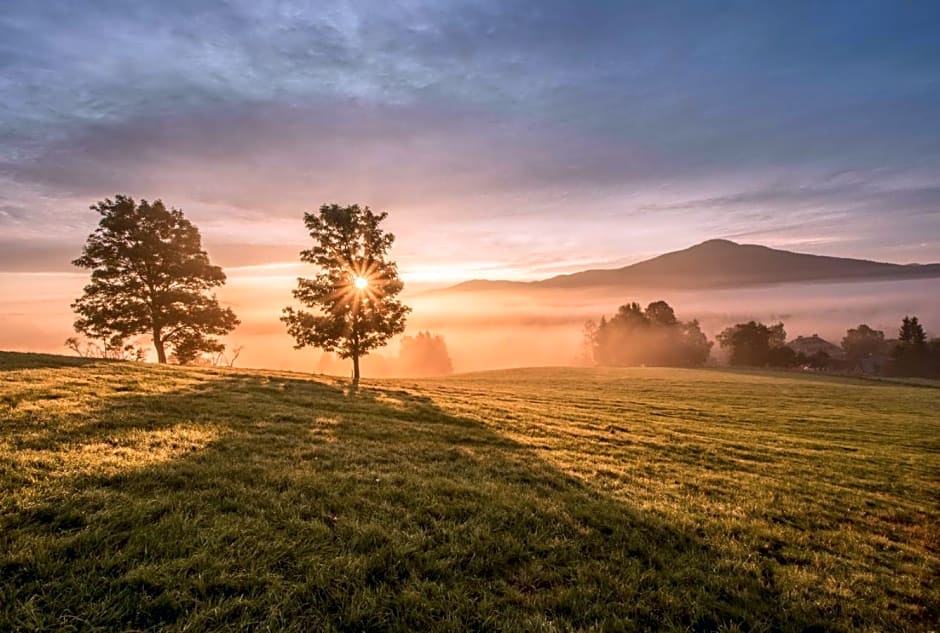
<box><xmin>1</xmin><ymin>371</ymin><xmax>845</xmax><ymax>632</ymax></box>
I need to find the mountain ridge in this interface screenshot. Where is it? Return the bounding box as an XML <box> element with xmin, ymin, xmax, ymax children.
<box><xmin>443</xmin><ymin>239</ymin><xmax>940</xmax><ymax>292</ymax></box>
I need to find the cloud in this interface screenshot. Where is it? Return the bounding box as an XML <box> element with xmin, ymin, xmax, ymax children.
<box><xmin>1</xmin><ymin>0</ymin><xmax>939</xmax><ymax>271</ymax></box>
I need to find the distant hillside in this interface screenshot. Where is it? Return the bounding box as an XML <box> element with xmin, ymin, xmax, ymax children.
<box><xmin>446</xmin><ymin>239</ymin><xmax>940</xmax><ymax>291</ymax></box>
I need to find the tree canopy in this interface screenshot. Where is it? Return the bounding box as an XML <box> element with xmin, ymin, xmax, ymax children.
<box><xmin>841</xmin><ymin>324</ymin><xmax>886</xmax><ymax>366</ymax></box>
<box><xmin>282</xmin><ymin>203</ymin><xmax>410</xmax><ymax>385</ymax></box>
<box><xmin>397</xmin><ymin>331</ymin><xmax>453</xmax><ymax>376</ymax></box>
<box><xmin>590</xmin><ymin>300</ymin><xmax>712</xmax><ymax>367</ymax></box>
<box><xmin>890</xmin><ymin>315</ymin><xmax>931</xmax><ymax>376</ymax></box>
<box><xmin>717</xmin><ymin>320</ymin><xmax>793</xmax><ymax>367</ymax></box>
<box><xmin>71</xmin><ymin>195</ymin><xmax>238</xmax><ymax>364</ymax></box>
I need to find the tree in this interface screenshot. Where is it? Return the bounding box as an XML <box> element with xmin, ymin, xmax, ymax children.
<box><xmin>593</xmin><ymin>303</ymin><xmax>649</xmax><ymax>366</ymax></box>
<box><xmin>71</xmin><ymin>196</ymin><xmax>239</xmax><ymax>364</ymax></box>
<box><xmin>577</xmin><ymin>319</ymin><xmax>598</xmax><ymax>366</ymax></box>
<box><xmin>678</xmin><ymin>319</ymin><xmax>713</xmax><ymax>367</ymax></box>
<box><xmin>397</xmin><ymin>331</ymin><xmax>453</xmax><ymax>376</ymax></box>
<box><xmin>282</xmin><ymin>203</ymin><xmax>410</xmax><ymax>386</ymax></box>
<box><xmin>928</xmin><ymin>339</ymin><xmax>940</xmax><ymax>378</ymax></box>
<box><xmin>890</xmin><ymin>315</ymin><xmax>930</xmax><ymax>376</ymax></box>
<box><xmin>170</xmin><ymin>332</ymin><xmax>225</xmax><ymax>366</ymax></box>
<box><xmin>591</xmin><ymin>300</ymin><xmax>712</xmax><ymax>367</ymax></box>
<box><xmin>645</xmin><ymin>300</ymin><xmax>677</xmax><ymax>327</ymax></box>
<box><xmin>717</xmin><ymin>321</ymin><xmax>787</xmax><ymax>367</ymax></box>
<box><xmin>898</xmin><ymin>316</ymin><xmax>927</xmax><ymax>348</ymax></box>
<box><xmin>841</xmin><ymin>324</ymin><xmax>885</xmax><ymax>367</ymax></box>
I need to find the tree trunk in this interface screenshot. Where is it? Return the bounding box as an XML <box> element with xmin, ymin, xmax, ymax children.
<box><xmin>351</xmin><ymin>353</ymin><xmax>360</xmax><ymax>389</ymax></box>
<box><xmin>153</xmin><ymin>328</ymin><xmax>167</xmax><ymax>364</ymax></box>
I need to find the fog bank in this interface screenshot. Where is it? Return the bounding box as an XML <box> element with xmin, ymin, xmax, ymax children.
<box><xmin>1</xmin><ymin>271</ymin><xmax>937</xmax><ymax>375</ymax></box>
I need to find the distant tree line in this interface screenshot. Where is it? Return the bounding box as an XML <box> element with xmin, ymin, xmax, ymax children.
<box><xmin>588</xmin><ymin>300</ymin><xmax>940</xmax><ymax>379</ymax></box>
<box><xmin>587</xmin><ymin>300</ymin><xmax>712</xmax><ymax>367</ymax></box>
<box><xmin>741</xmin><ymin>315</ymin><xmax>940</xmax><ymax>378</ymax></box>
<box><xmin>716</xmin><ymin>321</ymin><xmax>793</xmax><ymax>367</ymax></box>
<box><xmin>398</xmin><ymin>331</ymin><xmax>453</xmax><ymax>376</ymax></box>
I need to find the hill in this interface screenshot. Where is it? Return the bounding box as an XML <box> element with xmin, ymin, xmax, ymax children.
<box><xmin>1</xmin><ymin>351</ymin><xmax>937</xmax><ymax>631</ymax></box>
<box><xmin>446</xmin><ymin>239</ymin><xmax>940</xmax><ymax>291</ymax></box>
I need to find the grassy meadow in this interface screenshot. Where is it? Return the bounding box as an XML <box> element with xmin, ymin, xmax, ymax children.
<box><xmin>1</xmin><ymin>351</ymin><xmax>937</xmax><ymax>632</ymax></box>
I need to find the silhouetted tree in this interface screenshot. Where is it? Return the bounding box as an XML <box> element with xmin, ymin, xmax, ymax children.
<box><xmin>717</xmin><ymin>321</ymin><xmax>788</xmax><ymax>367</ymax></box>
<box><xmin>170</xmin><ymin>341</ymin><xmax>244</xmax><ymax>367</ymax></box>
<box><xmin>841</xmin><ymin>324</ymin><xmax>886</xmax><ymax>370</ymax></box>
<box><xmin>71</xmin><ymin>196</ymin><xmax>239</xmax><ymax>364</ymax></box>
<box><xmin>890</xmin><ymin>316</ymin><xmax>930</xmax><ymax>376</ymax></box>
<box><xmin>593</xmin><ymin>316</ymin><xmax>608</xmax><ymax>364</ymax></box>
<box><xmin>645</xmin><ymin>300</ymin><xmax>677</xmax><ymax>327</ymax></box>
<box><xmin>398</xmin><ymin>331</ymin><xmax>453</xmax><ymax>376</ymax></box>
<box><xmin>591</xmin><ymin>300</ymin><xmax>713</xmax><ymax>367</ymax></box>
<box><xmin>805</xmin><ymin>350</ymin><xmax>832</xmax><ymax>370</ymax></box>
<box><xmin>170</xmin><ymin>332</ymin><xmax>225</xmax><ymax>366</ymax></box>
<box><xmin>282</xmin><ymin>203</ymin><xmax>410</xmax><ymax>387</ymax></box>
<box><xmin>594</xmin><ymin>302</ymin><xmax>649</xmax><ymax>366</ymax></box>
<box><xmin>678</xmin><ymin>319</ymin><xmax>713</xmax><ymax>367</ymax></box>
<box><xmin>578</xmin><ymin>319</ymin><xmax>598</xmax><ymax>366</ymax></box>
<box><xmin>768</xmin><ymin>345</ymin><xmax>800</xmax><ymax>368</ymax></box>
<box><xmin>899</xmin><ymin>316</ymin><xmax>927</xmax><ymax>348</ymax></box>
<box><xmin>928</xmin><ymin>339</ymin><xmax>940</xmax><ymax>378</ymax></box>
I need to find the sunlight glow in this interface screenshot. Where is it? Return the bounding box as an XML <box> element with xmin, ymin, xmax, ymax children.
<box><xmin>354</xmin><ymin>276</ymin><xmax>368</xmax><ymax>290</ymax></box>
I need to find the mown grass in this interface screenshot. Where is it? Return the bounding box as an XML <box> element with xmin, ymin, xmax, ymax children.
<box><xmin>0</xmin><ymin>351</ymin><xmax>937</xmax><ymax>632</ymax></box>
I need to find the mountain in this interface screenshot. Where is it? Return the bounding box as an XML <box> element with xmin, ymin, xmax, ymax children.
<box><xmin>445</xmin><ymin>240</ymin><xmax>940</xmax><ymax>292</ymax></box>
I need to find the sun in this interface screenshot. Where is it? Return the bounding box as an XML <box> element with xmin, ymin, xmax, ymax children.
<box><xmin>340</xmin><ymin>265</ymin><xmax>382</xmax><ymax>305</ymax></box>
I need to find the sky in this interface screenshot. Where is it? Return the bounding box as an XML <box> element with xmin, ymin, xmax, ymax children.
<box><xmin>1</xmin><ymin>0</ymin><xmax>939</xmax><ymax>285</ymax></box>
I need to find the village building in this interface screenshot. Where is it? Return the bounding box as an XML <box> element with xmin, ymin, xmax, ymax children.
<box><xmin>787</xmin><ymin>334</ymin><xmax>846</xmax><ymax>360</ymax></box>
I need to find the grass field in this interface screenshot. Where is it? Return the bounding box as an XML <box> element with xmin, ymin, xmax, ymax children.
<box><xmin>1</xmin><ymin>351</ymin><xmax>937</xmax><ymax>632</ymax></box>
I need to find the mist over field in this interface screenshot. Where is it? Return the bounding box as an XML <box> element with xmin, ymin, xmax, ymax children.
<box><xmin>412</xmin><ymin>277</ymin><xmax>940</xmax><ymax>372</ymax></box>
<box><xmin>2</xmin><ymin>270</ymin><xmax>937</xmax><ymax>375</ymax></box>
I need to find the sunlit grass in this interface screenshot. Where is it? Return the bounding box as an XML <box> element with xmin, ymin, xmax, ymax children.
<box><xmin>1</xmin><ymin>352</ymin><xmax>937</xmax><ymax>631</ymax></box>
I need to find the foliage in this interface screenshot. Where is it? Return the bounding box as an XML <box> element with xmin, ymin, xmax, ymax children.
<box><xmin>889</xmin><ymin>315</ymin><xmax>935</xmax><ymax>377</ymax></box>
<box><xmin>169</xmin><ymin>332</ymin><xmax>225</xmax><ymax>366</ymax></box>
<box><xmin>899</xmin><ymin>315</ymin><xmax>928</xmax><ymax>347</ymax></box>
<box><xmin>929</xmin><ymin>339</ymin><xmax>940</xmax><ymax>377</ymax></box>
<box><xmin>717</xmin><ymin>320</ymin><xmax>790</xmax><ymax>367</ymax></box>
<box><xmin>591</xmin><ymin>300</ymin><xmax>712</xmax><ymax>367</ymax></box>
<box><xmin>803</xmin><ymin>350</ymin><xmax>833</xmax><ymax>370</ymax></box>
<box><xmin>282</xmin><ymin>204</ymin><xmax>410</xmax><ymax>384</ymax></box>
<box><xmin>841</xmin><ymin>324</ymin><xmax>886</xmax><ymax>367</ymax></box>
<box><xmin>1</xmin><ymin>352</ymin><xmax>937</xmax><ymax>631</ymax></box>
<box><xmin>577</xmin><ymin>319</ymin><xmax>598</xmax><ymax>366</ymax></box>
<box><xmin>71</xmin><ymin>195</ymin><xmax>239</xmax><ymax>364</ymax></box>
<box><xmin>397</xmin><ymin>331</ymin><xmax>453</xmax><ymax>376</ymax></box>
<box><xmin>645</xmin><ymin>300</ymin><xmax>677</xmax><ymax>327</ymax></box>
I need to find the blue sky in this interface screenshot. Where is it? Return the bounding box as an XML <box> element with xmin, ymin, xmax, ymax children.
<box><xmin>2</xmin><ymin>0</ymin><xmax>939</xmax><ymax>279</ymax></box>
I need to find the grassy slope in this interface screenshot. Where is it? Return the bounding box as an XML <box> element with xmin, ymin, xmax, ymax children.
<box><xmin>0</xmin><ymin>352</ymin><xmax>937</xmax><ymax>632</ymax></box>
